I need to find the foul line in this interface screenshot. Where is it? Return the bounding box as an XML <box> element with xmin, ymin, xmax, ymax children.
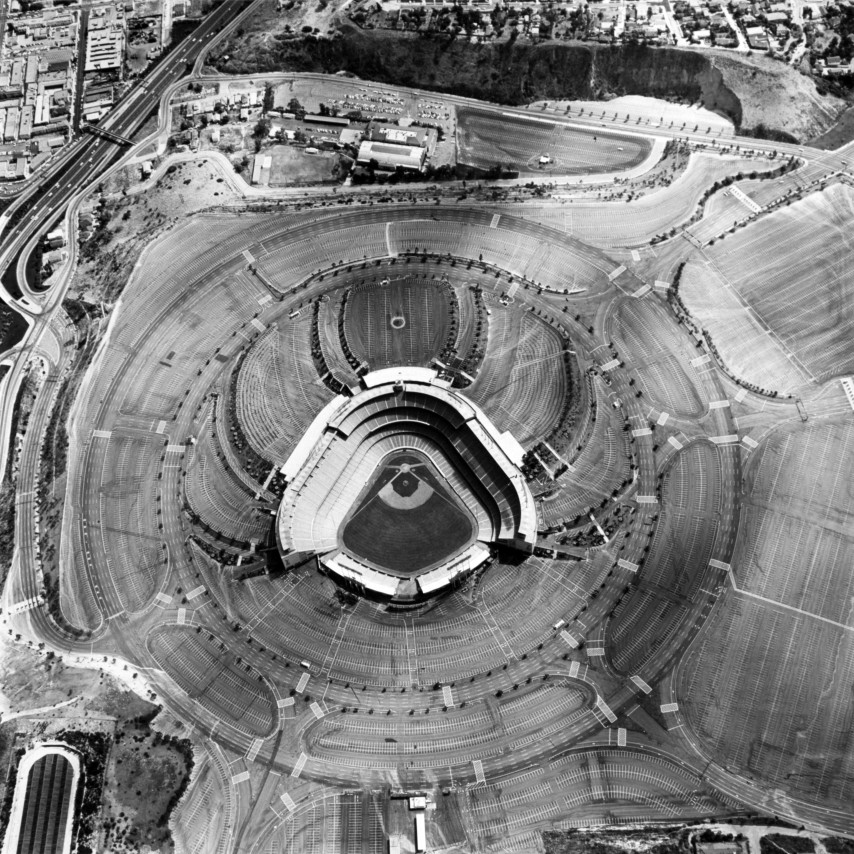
<box><xmin>727</xmin><ymin>571</ymin><xmax>854</xmax><ymax>633</ymax></box>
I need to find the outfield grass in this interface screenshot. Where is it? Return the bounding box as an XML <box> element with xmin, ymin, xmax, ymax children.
<box><xmin>341</xmin><ymin>452</ymin><xmax>473</xmax><ymax>574</ymax></box>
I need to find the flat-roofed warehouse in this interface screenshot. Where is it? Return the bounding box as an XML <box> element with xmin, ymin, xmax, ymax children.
<box><xmin>366</xmin><ymin>121</ymin><xmax>435</xmax><ymax>149</ymax></box>
<box><xmin>357</xmin><ymin>140</ymin><xmax>426</xmax><ymax>172</ymax></box>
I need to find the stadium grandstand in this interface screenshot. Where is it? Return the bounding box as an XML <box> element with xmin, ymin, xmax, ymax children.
<box><xmin>275</xmin><ymin>367</ymin><xmax>536</xmax><ymax>598</ymax></box>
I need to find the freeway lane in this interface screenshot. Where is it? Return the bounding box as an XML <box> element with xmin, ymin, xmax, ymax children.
<box><xmin>0</xmin><ymin>0</ymin><xmax>255</xmax><ymax>307</ymax></box>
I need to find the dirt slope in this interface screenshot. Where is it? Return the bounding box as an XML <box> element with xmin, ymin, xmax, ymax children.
<box><xmin>208</xmin><ymin>3</ymin><xmax>844</xmax><ymax>142</ymax></box>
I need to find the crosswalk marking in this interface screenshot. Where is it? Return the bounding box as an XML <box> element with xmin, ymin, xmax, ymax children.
<box><xmin>296</xmin><ymin>672</ymin><xmax>310</xmax><ymax>694</ymax></box>
<box><xmin>630</xmin><ymin>675</ymin><xmax>652</xmax><ymax>694</ymax></box>
<box><xmin>442</xmin><ymin>686</ymin><xmax>454</xmax><ymax>708</ymax></box>
<box><xmin>596</xmin><ymin>697</ymin><xmax>617</xmax><ymax>723</ymax></box>
<box><xmin>291</xmin><ymin>753</ymin><xmax>307</xmax><ymax>778</ymax></box>
<box><xmin>186</xmin><ymin>585</ymin><xmax>205</xmax><ymax>600</ymax></box>
<box><xmin>600</xmin><ymin>358</ymin><xmax>620</xmax><ymax>372</ymax></box>
<box><xmin>668</xmin><ymin>436</ymin><xmax>683</xmax><ymax>450</ymax></box>
<box><xmin>656</xmin><ymin>411</ymin><xmax>670</xmax><ymax>426</ymax></box>
<box><xmin>608</xmin><ymin>265</ymin><xmax>626</xmax><ymax>281</ymax></box>
<box><xmin>246</xmin><ymin>739</ymin><xmax>263</xmax><ymax>762</ymax></box>
<box><xmin>618</xmin><ymin>559</ymin><xmax>639</xmax><ymax>572</ymax></box>
<box><xmin>632</xmin><ymin>427</ymin><xmax>652</xmax><ymax>437</ymax></box>
<box><xmin>232</xmin><ymin>770</ymin><xmax>250</xmax><ymax>784</ymax></box>
<box><xmin>690</xmin><ymin>354</ymin><xmax>711</xmax><ymax>367</ymax></box>
<box><xmin>709</xmin><ymin>559</ymin><xmax>731</xmax><ymax>571</ymax></box>
<box><xmin>560</xmin><ymin>629</ymin><xmax>579</xmax><ymax>649</ymax></box>
<box><xmin>710</xmin><ymin>434</ymin><xmax>739</xmax><ymax>444</ymax></box>
<box><xmin>708</xmin><ymin>399</ymin><xmax>731</xmax><ymax>409</ymax></box>
<box><xmin>568</xmin><ymin>660</ymin><xmax>580</xmax><ymax>678</ymax></box>
<box><xmin>617</xmin><ymin>727</ymin><xmax>627</xmax><ymax>746</ymax></box>
<box><xmin>660</xmin><ymin>702</ymin><xmax>679</xmax><ymax>713</ymax></box>
<box><xmin>280</xmin><ymin>792</ymin><xmax>296</xmax><ymax>811</ymax></box>
<box><xmin>473</xmin><ymin>759</ymin><xmax>485</xmax><ymax>784</ymax></box>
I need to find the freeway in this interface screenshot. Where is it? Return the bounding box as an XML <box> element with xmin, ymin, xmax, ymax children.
<box><xmin>0</xmin><ymin>0</ymin><xmax>261</xmax><ymax>647</ymax></box>
<box><xmin>0</xmin><ymin>0</ymin><xmax>256</xmax><ymax>312</ymax></box>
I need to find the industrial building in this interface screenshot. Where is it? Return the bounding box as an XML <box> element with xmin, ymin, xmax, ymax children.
<box><xmin>365</xmin><ymin>121</ymin><xmax>431</xmax><ymax>148</ymax></box>
<box><xmin>356</xmin><ymin>140</ymin><xmax>426</xmax><ymax>172</ymax></box>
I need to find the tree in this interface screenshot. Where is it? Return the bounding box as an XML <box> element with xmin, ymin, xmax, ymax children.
<box><xmin>253</xmin><ymin>117</ymin><xmax>271</xmax><ymax>141</ymax></box>
<box><xmin>262</xmin><ymin>82</ymin><xmax>275</xmax><ymax>113</ymax></box>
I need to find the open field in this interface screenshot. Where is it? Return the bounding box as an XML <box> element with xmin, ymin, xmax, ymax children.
<box><xmin>457</xmin><ymin>107</ymin><xmax>650</xmax><ymax>175</ymax></box>
<box><xmin>683</xmin><ymin>184</ymin><xmax>854</xmax><ymax>385</ymax></box>
<box><xmin>267</xmin><ymin>145</ymin><xmax>341</xmax><ymax>186</ymax></box>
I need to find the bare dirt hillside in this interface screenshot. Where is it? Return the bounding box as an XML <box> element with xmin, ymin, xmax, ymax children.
<box><xmin>208</xmin><ymin>1</ymin><xmax>845</xmax><ymax>142</ymax></box>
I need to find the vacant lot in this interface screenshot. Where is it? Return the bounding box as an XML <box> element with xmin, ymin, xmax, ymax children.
<box><xmin>267</xmin><ymin>145</ymin><xmax>341</xmax><ymax>186</ymax></box>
